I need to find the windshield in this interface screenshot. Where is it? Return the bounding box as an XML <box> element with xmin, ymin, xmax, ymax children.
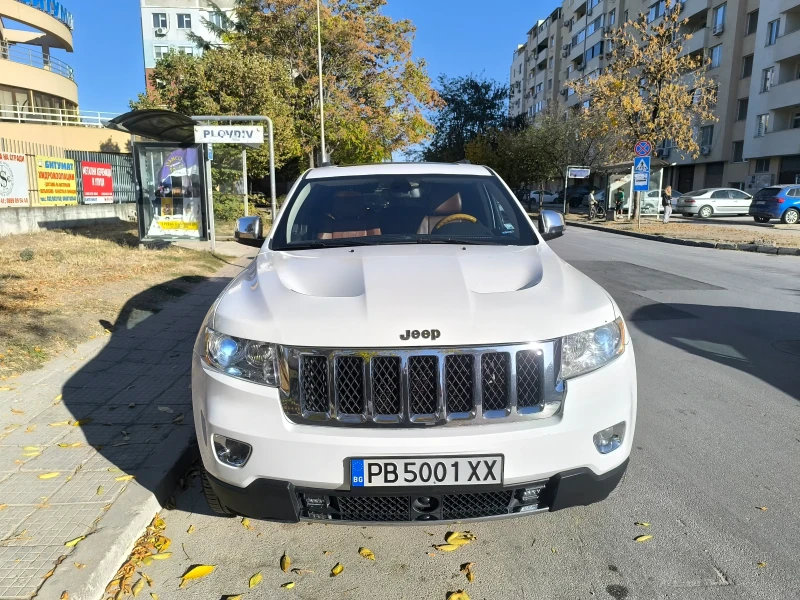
<box><xmin>271</xmin><ymin>174</ymin><xmax>538</xmax><ymax>250</ymax></box>
<box><xmin>754</xmin><ymin>187</ymin><xmax>781</xmax><ymax>199</ymax></box>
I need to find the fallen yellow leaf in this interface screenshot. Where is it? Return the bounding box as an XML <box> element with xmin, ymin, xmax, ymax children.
<box><xmin>74</xmin><ymin>563</ymin><xmax>86</xmax><ymax>569</ymax></box>
<box><xmin>634</xmin><ymin>535</ymin><xmax>653</xmax><ymax>543</ymax></box>
<box><xmin>150</xmin><ymin>552</ymin><xmax>171</xmax><ymax>560</ymax></box>
<box><xmin>634</xmin><ymin>522</ymin><xmax>651</xmax><ymax>527</ymax></box>
<box><xmin>152</xmin><ymin>515</ymin><xmax>165</xmax><ymax>530</ymax></box>
<box><xmin>447</xmin><ymin>591</ymin><xmax>470</xmax><ymax>600</ymax></box>
<box><xmin>23</xmin><ymin>446</ymin><xmax>41</xmax><ymax>452</ymax></box>
<box><xmin>22</xmin><ymin>452</ymin><xmax>41</xmax><ymax>458</ymax></box>
<box><xmin>132</xmin><ymin>577</ymin><xmax>145</xmax><ymax>597</ymax></box>
<box><xmin>115</xmin><ymin>475</ymin><xmax>135</xmax><ymax>482</ymax></box>
<box><xmin>291</xmin><ymin>568</ymin><xmax>313</xmax><ymax>575</ymax></box>
<box><xmin>96</xmin><ymin>486</ymin><xmax>104</xmax><ymax>496</ymax></box>
<box><xmin>150</xmin><ymin>594</ymin><xmax>159</xmax><ymax>600</ymax></box>
<box><xmin>358</xmin><ymin>547</ymin><xmax>375</xmax><ymax>561</ymax></box>
<box><xmin>433</xmin><ymin>544</ymin><xmax>461</xmax><ymax>552</ymax></box>
<box><xmin>58</xmin><ymin>442</ymin><xmax>82</xmax><ymax>448</ymax></box>
<box><xmin>460</xmin><ymin>562</ymin><xmax>476</xmax><ymax>583</ymax></box>
<box><xmin>249</xmin><ymin>572</ymin><xmax>263</xmax><ymax>588</ymax></box>
<box><xmin>25</xmin><ymin>425</ymin><xmax>36</xmax><ymax>433</ymax></box>
<box><xmin>72</xmin><ymin>418</ymin><xmax>92</xmax><ymax>427</ymax></box>
<box><xmin>224</xmin><ymin>596</ymin><xmax>241</xmax><ymax>600</ymax></box>
<box><xmin>186</xmin><ymin>524</ymin><xmax>195</xmax><ymax>534</ymax></box>
<box><xmin>50</xmin><ymin>421</ymin><xmax>71</xmax><ymax>427</ymax></box>
<box><xmin>330</xmin><ymin>563</ymin><xmax>344</xmax><ymax>577</ymax></box>
<box><xmin>179</xmin><ymin>564</ymin><xmax>215</xmax><ymax>588</ymax></box>
<box><xmin>60</xmin><ymin>592</ymin><xmax>68</xmax><ymax>600</ymax></box>
<box><xmin>323</xmin><ymin>550</ymin><xmax>332</xmax><ymax>556</ymax></box>
<box><xmin>108</xmin><ymin>467</ymin><xmax>122</xmax><ymax>473</ymax></box>
<box><xmin>54</xmin><ymin>394</ymin><xmax>63</xmax><ymax>403</ymax></box>
<box><xmin>241</xmin><ymin>518</ymin><xmax>251</xmax><ymax>529</ymax></box>
<box><xmin>10</xmin><ymin>408</ymin><xmax>24</xmax><ymax>415</ymax></box>
<box><xmin>444</xmin><ymin>531</ymin><xmax>477</xmax><ymax>546</ymax></box>
<box><xmin>756</xmin><ymin>561</ymin><xmax>767</xmax><ymax>568</ymax></box>
<box><xmin>64</xmin><ymin>536</ymin><xmax>86</xmax><ymax>547</ymax></box>
<box><xmin>38</xmin><ymin>472</ymin><xmax>60</xmax><ymax>480</ymax></box>
<box><xmin>140</xmin><ymin>573</ymin><xmax>153</xmax><ymax>586</ymax></box>
<box><xmin>280</xmin><ymin>553</ymin><xmax>291</xmax><ymax>573</ymax></box>
<box><xmin>281</xmin><ymin>582</ymin><xmax>296</xmax><ymax>589</ymax></box>
<box><xmin>756</xmin><ymin>506</ymin><xmax>768</xmax><ymax>511</ymax></box>
<box><xmin>0</xmin><ymin>504</ymin><xmax>7</xmax><ymax>511</ymax></box>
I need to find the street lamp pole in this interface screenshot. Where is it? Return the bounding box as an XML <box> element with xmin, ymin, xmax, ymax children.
<box><xmin>316</xmin><ymin>0</ymin><xmax>327</xmax><ymax>164</ymax></box>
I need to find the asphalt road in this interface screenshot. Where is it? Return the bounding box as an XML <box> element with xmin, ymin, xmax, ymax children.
<box><xmin>121</xmin><ymin>229</ymin><xmax>800</xmax><ymax>600</ymax></box>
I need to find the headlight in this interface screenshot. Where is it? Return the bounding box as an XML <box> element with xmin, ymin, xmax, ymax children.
<box><xmin>560</xmin><ymin>317</ymin><xmax>626</xmax><ymax>379</ymax></box>
<box><xmin>204</xmin><ymin>328</ymin><xmax>280</xmax><ymax>387</ymax></box>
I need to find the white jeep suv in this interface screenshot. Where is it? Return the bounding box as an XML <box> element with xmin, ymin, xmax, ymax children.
<box><xmin>192</xmin><ymin>162</ymin><xmax>636</xmax><ymax>523</ymax></box>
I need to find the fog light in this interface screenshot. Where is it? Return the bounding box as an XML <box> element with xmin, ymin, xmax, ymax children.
<box><xmin>593</xmin><ymin>422</ymin><xmax>626</xmax><ymax>454</ymax></box>
<box><xmin>213</xmin><ymin>435</ymin><xmax>252</xmax><ymax>467</ymax></box>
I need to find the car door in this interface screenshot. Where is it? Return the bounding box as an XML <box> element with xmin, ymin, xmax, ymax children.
<box><xmin>710</xmin><ymin>190</ymin><xmax>731</xmax><ymax>213</ymax></box>
<box><xmin>729</xmin><ymin>189</ymin><xmax>753</xmax><ymax>214</ymax></box>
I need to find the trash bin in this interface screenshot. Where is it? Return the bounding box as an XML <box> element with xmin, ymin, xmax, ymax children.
<box><xmin>606</xmin><ymin>208</ymin><xmax>615</xmax><ymax>221</ymax></box>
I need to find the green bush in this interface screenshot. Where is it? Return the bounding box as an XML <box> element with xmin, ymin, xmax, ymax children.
<box><xmin>19</xmin><ymin>248</ymin><xmax>34</xmax><ymax>262</ymax></box>
<box><xmin>213</xmin><ymin>194</ymin><xmax>250</xmax><ymax>222</ymax></box>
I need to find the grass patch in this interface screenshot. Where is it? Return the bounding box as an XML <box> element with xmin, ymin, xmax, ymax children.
<box><xmin>0</xmin><ymin>222</ymin><xmax>226</xmax><ymax>378</ymax></box>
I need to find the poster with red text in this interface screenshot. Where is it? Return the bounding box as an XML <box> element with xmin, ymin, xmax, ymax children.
<box><xmin>81</xmin><ymin>161</ymin><xmax>114</xmax><ymax>204</ymax></box>
<box><xmin>0</xmin><ymin>152</ymin><xmax>30</xmax><ymax>207</ymax></box>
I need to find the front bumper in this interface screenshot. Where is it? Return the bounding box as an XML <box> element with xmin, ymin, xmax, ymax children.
<box><xmin>206</xmin><ymin>459</ymin><xmax>629</xmax><ymax>523</ymax></box>
<box><xmin>192</xmin><ymin>342</ymin><xmax>636</xmax><ymax>521</ymax></box>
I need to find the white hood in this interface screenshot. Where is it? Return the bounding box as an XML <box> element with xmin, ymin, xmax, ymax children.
<box><xmin>212</xmin><ymin>244</ymin><xmax>616</xmax><ymax>347</ymax></box>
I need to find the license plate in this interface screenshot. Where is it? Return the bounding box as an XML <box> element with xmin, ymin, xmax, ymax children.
<box><xmin>350</xmin><ymin>456</ymin><xmax>503</xmax><ymax>488</ymax></box>
<box><xmin>756</xmin><ymin>201</ymin><xmax>766</xmax><ymax>205</ymax></box>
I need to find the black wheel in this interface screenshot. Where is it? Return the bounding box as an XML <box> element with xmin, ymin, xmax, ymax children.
<box><xmin>201</xmin><ymin>465</ymin><xmax>235</xmax><ymax>516</ymax></box>
<box><xmin>754</xmin><ymin>216</ymin><xmax>770</xmax><ymax>223</ymax></box>
<box><xmin>698</xmin><ymin>205</ymin><xmax>713</xmax><ymax>219</ymax></box>
<box><xmin>569</xmin><ymin>197</ymin><xmax>581</xmax><ymax>208</ymax></box>
<box><xmin>781</xmin><ymin>208</ymin><xmax>799</xmax><ymax>225</ymax></box>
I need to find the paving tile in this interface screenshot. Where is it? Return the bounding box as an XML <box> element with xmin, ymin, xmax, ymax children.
<box><xmin>73</xmin><ymin>360</ymin><xmax>118</xmax><ymax>374</ymax></box>
<box><xmin>18</xmin><ymin>445</ymin><xmax>96</xmax><ymax>473</ymax></box>
<box><xmin>0</xmin><ymin>473</ymin><xmax>67</xmax><ymax>506</ymax></box>
<box><xmin>135</xmin><ymin>405</ymin><xmax>191</xmax><ymax>425</ymax></box>
<box><xmin>0</xmin><ymin>546</ymin><xmax>68</xmax><ymax>599</ymax></box>
<box><xmin>64</xmin><ymin>372</ymin><xmax>139</xmax><ymax>391</ymax></box>
<box><xmin>7</xmin><ymin>504</ymin><xmax>105</xmax><ymax>547</ymax></box>
<box><xmin>83</xmin><ymin>403</ymin><xmax>147</xmax><ymax>427</ymax></box>
<box><xmin>59</xmin><ymin>386</ymin><xmax>118</xmax><ymax>405</ymax></box>
<box><xmin>87</xmin><ymin>345</ymin><xmax>131</xmax><ymax>360</ymax></box>
<box><xmin>56</xmin><ymin>425</ymin><xmax>131</xmax><ymax>448</ymax></box>
<box><xmin>23</xmin><ymin>404</ymin><xmax>78</xmax><ymax>426</ymax></box>
<box><xmin>0</xmin><ymin>507</ymin><xmax>37</xmax><ymax>540</ymax></box>
<box><xmin>81</xmin><ymin>443</ymin><xmax>158</xmax><ymax>472</ymax></box>
<box><xmin>47</xmin><ymin>469</ymin><xmax>130</xmax><ymax>505</ymax></box>
<box><xmin>0</xmin><ymin>424</ymin><xmax>70</xmax><ymax>448</ymax></box>
<box><xmin>0</xmin><ymin>425</ymin><xmax>21</xmax><ymax>443</ymax></box>
<box><xmin>134</xmin><ymin>337</ymin><xmax>179</xmax><ymax>352</ymax></box>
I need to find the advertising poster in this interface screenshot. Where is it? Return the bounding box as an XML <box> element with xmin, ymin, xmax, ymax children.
<box><xmin>81</xmin><ymin>161</ymin><xmax>114</xmax><ymax>204</ymax></box>
<box><xmin>36</xmin><ymin>156</ymin><xmax>77</xmax><ymax>205</ymax></box>
<box><xmin>0</xmin><ymin>152</ymin><xmax>30</xmax><ymax>207</ymax></box>
<box><xmin>145</xmin><ymin>148</ymin><xmax>202</xmax><ymax>239</ymax></box>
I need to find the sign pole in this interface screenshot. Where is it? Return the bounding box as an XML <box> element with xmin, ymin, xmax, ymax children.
<box><xmin>205</xmin><ymin>144</ymin><xmax>216</xmax><ymax>253</ymax></box>
<box><xmin>242</xmin><ymin>148</ymin><xmax>248</xmax><ymax>217</ymax></box>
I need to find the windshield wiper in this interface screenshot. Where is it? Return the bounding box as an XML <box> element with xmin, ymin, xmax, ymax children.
<box><xmin>284</xmin><ymin>239</ymin><xmax>375</xmax><ymax>250</ymax></box>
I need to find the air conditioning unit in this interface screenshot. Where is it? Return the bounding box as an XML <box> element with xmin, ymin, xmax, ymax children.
<box><xmin>154</xmin><ymin>27</ymin><xmax>167</xmax><ymax>36</ymax></box>
<box><xmin>577</xmin><ymin>64</ymin><xmax>585</xmax><ymax>71</ymax></box>
<box><xmin>700</xmin><ymin>145</ymin><xmax>711</xmax><ymax>155</ymax></box>
<box><xmin>587</xmin><ymin>7</ymin><xmax>593</xmax><ymax>16</ymax></box>
<box><xmin>560</xmin><ymin>89</ymin><xmax>568</xmax><ymax>96</ymax></box>
<box><xmin>562</xmin><ymin>50</ymin><xmax>569</xmax><ymax>57</ymax></box>
<box><xmin>712</xmin><ymin>23</ymin><xmax>724</xmax><ymax>35</ymax></box>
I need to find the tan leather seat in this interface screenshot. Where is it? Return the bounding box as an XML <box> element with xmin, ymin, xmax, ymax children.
<box><xmin>417</xmin><ymin>193</ymin><xmax>462</xmax><ymax>234</ymax></box>
<box><xmin>318</xmin><ymin>191</ymin><xmax>381</xmax><ymax>239</ymax></box>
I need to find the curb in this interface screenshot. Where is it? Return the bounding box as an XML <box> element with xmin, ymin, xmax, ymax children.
<box><xmin>566</xmin><ymin>221</ymin><xmax>799</xmax><ymax>256</ymax></box>
<box><xmin>37</xmin><ymin>425</ymin><xmax>199</xmax><ymax>600</ymax></box>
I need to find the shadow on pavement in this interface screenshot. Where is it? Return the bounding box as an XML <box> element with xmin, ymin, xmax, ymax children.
<box><xmin>631</xmin><ymin>303</ymin><xmax>800</xmax><ymax>404</ymax></box>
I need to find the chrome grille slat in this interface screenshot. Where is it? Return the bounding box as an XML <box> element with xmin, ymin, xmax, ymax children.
<box><xmin>283</xmin><ymin>343</ymin><xmax>563</xmax><ymax>427</ymax></box>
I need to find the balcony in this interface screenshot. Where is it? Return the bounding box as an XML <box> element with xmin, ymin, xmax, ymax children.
<box><xmin>679</xmin><ymin>0</ymin><xmax>710</xmax><ymax>19</ymax></box>
<box><xmin>768</xmin><ymin>78</ymin><xmax>800</xmax><ymax>111</ymax></box>
<box><xmin>0</xmin><ymin>41</ymin><xmax>78</xmax><ymax>104</ymax></box>
<box><xmin>747</xmin><ymin>126</ymin><xmax>800</xmax><ymax>158</ymax></box>
<box><xmin>774</xmin><ymin>29</ymin><xmax>800</xmax><ymax>62</ymax></box>
<box><xmin>679</xmin><ymin>27</ymin><xmax>708</xmax><ymax>57</ymax></box>
<box><xmin>0</xmin><ymin>42</ymin><xmax>74</xmax><ymax>80</ymax></box>
<box><xmin>780</xmin><ymin>0</ymin><xmax>800</xmax><ymax>13</ymax></box>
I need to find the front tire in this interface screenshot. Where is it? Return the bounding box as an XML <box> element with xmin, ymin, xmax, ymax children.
<box><xmin>201</xmin><ymin>465</ymin><xmax>235</xmax><ymax>517</ymax></box>
<box><xmin>781</xmin><ymin>208</ymin><xmax>799</xmax><ymax>225</ymax></box>
<box><xmin>754</xmin><ymin>216</ymin><xmax>770</xmax><ymax>223</ymax></box>
<box><xmin>698</xmin><ymin>205</ymin><xmax>713</xmax><ymax>218</ymax></box>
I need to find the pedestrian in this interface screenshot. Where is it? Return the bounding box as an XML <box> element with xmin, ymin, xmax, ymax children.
<box><xmin>662</xmin><ymin>185</ymin><xmax>672</xmax><ymax>224</ymax></box>
<box><xmin>615</xmin><ymin>188</ymin><xmax>624</xmax><ymax>217</ymax></box>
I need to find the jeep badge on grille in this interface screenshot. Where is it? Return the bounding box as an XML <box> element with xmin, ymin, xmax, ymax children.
<box><xmin>400</xmin><ymin>329</ymin><xmax>441</xmax><ymax>341</ymax></box>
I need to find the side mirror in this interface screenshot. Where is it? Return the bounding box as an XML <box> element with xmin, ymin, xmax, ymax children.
<box><xmin>234</xmin><ymin>216</ymin><xmax>264</xmax><ymax>247</ymax></box>
<box><xmin>538</xmin><ymin>209</ymin><xmax>565</xmax><ymax>241</ymax></box>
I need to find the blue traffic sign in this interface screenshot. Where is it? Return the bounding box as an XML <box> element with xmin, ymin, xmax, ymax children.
<box><xmin>633</xmin><ymin>156</ymin><xmax>650</xmax><ymax>191</ymax></box>
<box><xmin>634</xmin><ymin>140</ymin><xmax>652</xmax><ymax>157</ymax></box>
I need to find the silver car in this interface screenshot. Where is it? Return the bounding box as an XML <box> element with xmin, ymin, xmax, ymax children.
<box><xmin>676</xmin><ymin>188</ymin><xmax>753</xmax><ymax>218</ymax></box>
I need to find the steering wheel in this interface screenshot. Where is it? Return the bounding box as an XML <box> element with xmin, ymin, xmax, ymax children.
<box><xmin>433</xmin><ymin>213</ymin><xmax>478</xmax><ymax>230</ymax></box>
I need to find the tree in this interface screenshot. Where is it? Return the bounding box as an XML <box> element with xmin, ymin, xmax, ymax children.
<box><xmin>421</xmin><ymin>74</ymin><xmax>508</xmax><ymax>163</ymax></box>
<box><xmin>570</xmin><ymin>0</ymin><xmax>716</xmax><ymax>213</ymax></box>
<box><xmin>189</xmin><ymin>0</ymin><xmax>440</xmax><ymax>166</ymax></box>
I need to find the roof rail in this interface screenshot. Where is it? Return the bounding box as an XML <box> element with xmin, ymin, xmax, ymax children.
<box><xmin>455</xmin><ymin>159</ymin><xmax>471</xmax><ymax>164</ymax></box>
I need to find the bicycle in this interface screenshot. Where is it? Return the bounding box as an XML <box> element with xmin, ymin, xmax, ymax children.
<box><xmin>588</xmin><ymin>201</ymin><xmax>605</xmax><ymax>221</ymax></box>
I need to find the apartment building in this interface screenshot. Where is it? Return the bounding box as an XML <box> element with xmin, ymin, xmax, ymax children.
<box><xmin>139</xmin><ymin>0</ymin><xmax>236</xmax><ymax>89</ymax></box>
<box><xmin>509</xmin><ymin>0</ymin><xmax>800</xmax><ymax>191</ymax></box>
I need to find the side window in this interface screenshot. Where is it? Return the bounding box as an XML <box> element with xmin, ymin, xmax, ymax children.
<box><xmin>789</xmin><ymin>189</ymin><xmax>800</xmax><ymax>197</ymax></box>
<box><xmin>484</xmin><ymin>183</ymin><xmax>519</xmax><ymax>235</ymax></box>
<box><xmin>711</xmin><ymin>190</ymin><xmax>728</xmax><ymax>199</ymax></box>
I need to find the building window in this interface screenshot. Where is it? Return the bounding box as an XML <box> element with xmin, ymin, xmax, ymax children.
<box><xmin>755</xmin><ymin>114</ymin><xmax>769</xmax><ymax>138</ymax></box>
<box><xmin>793</xmin><ymin>113</ymin><xmax>800</xmax><ymax>129</ymax></box>
<box><xmin>766</xmin><ymin>20</ymin><xmax>779</xmax><ymax>46</ymax></box>
<box><xmin>609</xmin><ymin>9</ymin><xmax>615</xmax><ymax>26</ymax></box>
<box><xmin>713</xmin><ymin>3</ymin><xmax>726</xmax><ymax>29</ymax></box>
<box><xmin>550</xmin><ymin>35</ymin><xmax>555</xmax><ymax>47</ymax></box>
<box><xmin>536</xmin><ymin>82</ymin><xmax>543</xmax><ymax>94</ymax></box>
<box><xmin>178</xmin><ymin>47</ymin><xmax>194</xmax><ymax>55</ymax></box>
<box><xmin>548</xmin><ymin>78</ymin><xmax>553</xmax><ymax>90</ymax></box>
<box><xmin>746</xmin><ymin>10</ymin><xmax>758</xmax><ymax>36</ymax></box>
<box><xmin>587</xmin><ymin>15</ymin><xmax>604</xmax><ymax>37</ymax></box>
<box><xmin>761</xmin><ymin>67</ymin><xmax>773</xmax><ymax>92</ymax></box>
<box><xmin>209</xmin><ymin>11</ymin><xmax>225</xmax><ymax>28</ymax></box>
<box><xmin>152</xmin><ymin>13</ymin><xmax>167</xmax><ymax>28</ymax></box>
<box><xmin>623</xmin><ymin>10</ymin><xmax>628</xmax><ymax>23</ymax></box>
<box><xmin>710</xmin><ymin>45</ymin><xmax>722</xmax><ymax>69</ymax></box>
<box><xmin>754</xmin><ymin>158</ymin><xmax>770</xmax><ymax>172</ymax></box>
<box><xmin>585</xmin><ymin>41</ymin><xmax>604</xmax><ymax>62</ymax></box>
<box><xmin>741</xmin><ymin>54</ymin><xmax>753</xmax><ymax>78</ymax></box>
<box><xmin>647</xmin><ymin>1</ymin><xmax>666</xmax><ymax>24</ymax></box>
<box><xmin>736</xmin><ymin>98</ymin><xmax>748</xmax><ymax>121</ymax></box>
<box><xmin>700</xmin><ymin>125</ymin><xmax>714</xmax><ymax>146</ymax></box>
<box><xmin>177</xmin><ymin>14</ymin><xmax>192</xmax><ymax>29</ymax></box>
<box><xmin>732</xmin><ymin>141</ymin><xmax>744</xmax><ymax>163</ymax></box>
<box><xmin>549</xmin><ymin>56</ymin><xmax>554</xmax><ymax>69</ymax></box>
<box><xmin>154</xmin><ymin>45</ymin><xmax>169</xmax><ymax>60</ymax></box>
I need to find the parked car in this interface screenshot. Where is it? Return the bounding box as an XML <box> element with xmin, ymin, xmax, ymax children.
<box><xmin>559</xmin><ymin>185</ymin><xmax>600</xmax><ymax>208</ymax></box>
<box><xmin>528</xmin><ymin>189</ymin><xmax>559</xmax><ymax>206</ymax></box>
<box><xmin>675</xmin><ymin>188</ymin><xmax>753</xmax><ymax>218</ymax></box>
<box><xmin>748</xmin><ymin>185</ymin><xmax>800</xmax><ymax>225</ymax></box>
<box><xmin>199</xmin><ymin>162</ymin><xmax>637</xmax><ymax>523</ymax></box>
<box><xmin>590</xmin><ymin>189</ymin><xmax>681</xmax><ymax>213</ymax></box>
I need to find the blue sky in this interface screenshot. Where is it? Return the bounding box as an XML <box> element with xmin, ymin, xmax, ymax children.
<box><xmin>47</xmin><ymin>0</ymin><xmax>559</xmax><ymax>113</ymax></box>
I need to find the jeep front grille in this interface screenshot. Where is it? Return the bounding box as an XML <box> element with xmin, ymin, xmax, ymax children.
<box><xmin>281</xmin><ymin>342</ymin><xmax>562</xmax><ymax>427</ymax></box>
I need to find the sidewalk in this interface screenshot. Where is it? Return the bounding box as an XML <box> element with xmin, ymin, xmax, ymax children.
<box><xmin>0</xmin><ymin>246</ymin><xmax>255</xmax><ymax>600</ymax></box>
